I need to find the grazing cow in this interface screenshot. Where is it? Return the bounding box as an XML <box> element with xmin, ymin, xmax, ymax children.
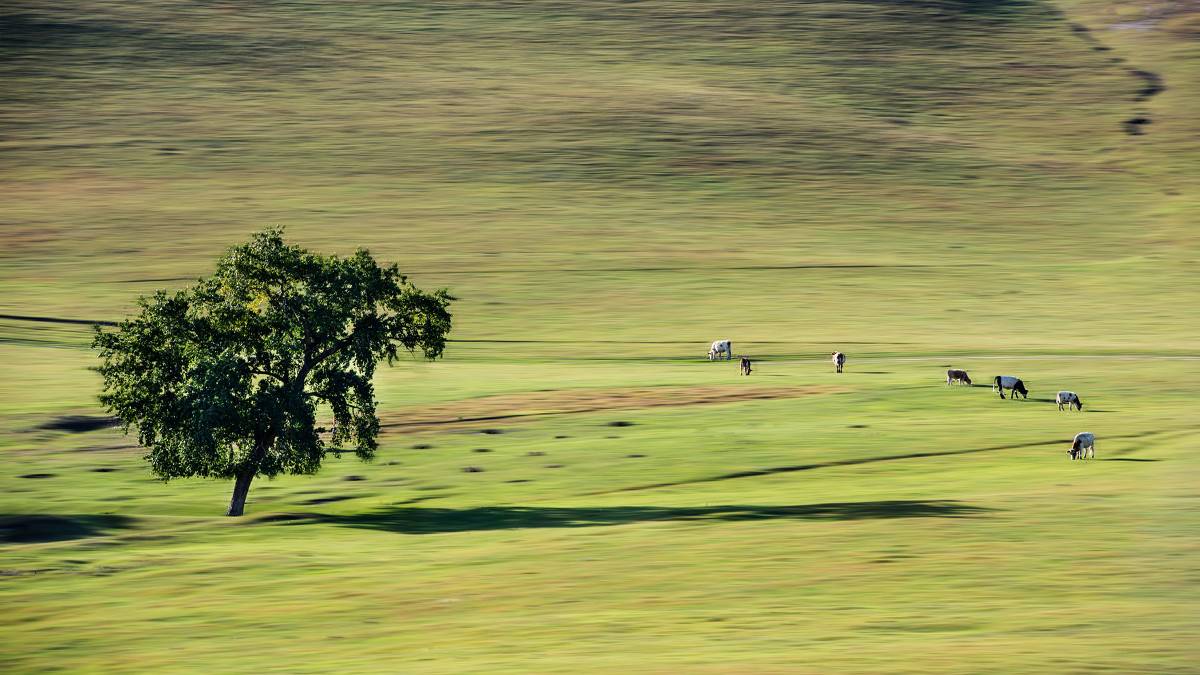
<box><xmin>993</xmin><ymin>375</ymin><xmax>1028</xmax><ymax>399</ymax></box>
<box><xmin>1068</xmin><ymin>432</ymin><xmax>1095</xmax><ymax>460</ymax></box>
<box><xmin>946</xmin><ymin>369</ymin><xmax>972</xmax><ymax>386</ymax></box>
<box><xmin>832</xmin><ymin>351</ymin><xmax>846</xmax><ymax>373</ymax></box>
<box><xmin>740</xmin><ymin>356</ymin><xmax>753</xmax><ymax>376</ymax></box>
<box><xmin>1056</xmin><ymin>391</ymin><xmax>1083</xmax><ymax>411</ymax></box>
<box><xmin>708</xmin><ymin>340</ymin><xmax>733</xmax><ymax>361</ymax></box>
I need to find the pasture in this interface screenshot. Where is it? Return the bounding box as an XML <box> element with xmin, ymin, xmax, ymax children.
<box><xmin>2</xmin><ymin>0</ymin><xmax>1199</xmax><ymax>672</ymax></box>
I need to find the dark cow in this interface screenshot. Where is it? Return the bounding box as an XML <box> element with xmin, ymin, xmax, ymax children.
<box><xmin>946</xmin><ymin>369</ymin><xmax>972</xmax><ymax>386</ymax></box>
<box><xmin>739</xmin><ymin>357</ymin><xmax>753</xmax><ymax>376</ymax></box>
<box><xmin>832</xmin><ymin>352</ymin><xmax>845</xmax><ymax>374</ymax></box>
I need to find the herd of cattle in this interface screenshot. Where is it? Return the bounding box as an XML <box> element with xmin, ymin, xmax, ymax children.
<box><xmin>707</xmin><ymin>340</ymin><xmax>1097</xmax><ymax>461</ymax></box>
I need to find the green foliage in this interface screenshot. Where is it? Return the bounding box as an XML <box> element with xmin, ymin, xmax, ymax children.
<box><xmin>93</xmin><ymin>229</ymin><xmax>453</xmax><ymax>488</ymax></box>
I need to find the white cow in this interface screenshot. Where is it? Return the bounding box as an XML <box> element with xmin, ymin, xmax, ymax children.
<box><xmin>993</xmin><ymin>375</ymin><xmax>1028</xmax><ymax>399</ymax></box>
<box><xmin>708</xmin><ymin>339</ymin><xmax>733</xmax><ymax>361</ymax></box>
<box><xmin>1056</xmin><ymin>391</ymin><xmax>1083</xmax><ymax>411</ymax></box>
<box><xmin>832</xmin><ymin>351</ymin><xmax>845</xmax><ymax>373</ymax></box>
<box><xmin>1069</xmin><ymin>432</ymin><xmax>1095</xmax><ymax>460</ymax></box>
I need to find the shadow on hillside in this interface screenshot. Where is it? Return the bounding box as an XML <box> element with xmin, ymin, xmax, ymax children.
<box><xmin>316</xmin><ymin>500</ymin><xmax>991</xmax><ymax>535</ymax></box>
<box><xmin>591</xmin><ymin>429</ymin><xmax>1170</xmax><ymax>496</ymax></box>
<box><xmin>870</xmin><ymin>0</ymin><xmax>1036</xmax><ymax>17</ymax></box>
<box><xmin>0</xmin><ymin>12</ymin><xmax>325</xmax><ymax>71</ymax></box>
<box><xmin>0</xmin><ymin>514</ymin><xmax>137</xmax><ymax>544</ymax></box>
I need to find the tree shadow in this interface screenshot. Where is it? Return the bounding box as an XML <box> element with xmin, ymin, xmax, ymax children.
<box><xmin>309</xmin><ymin>500</ymin><xmax>991</xmax><ymax>535</ymax></box>
<box><xmin>0</xmin><ymin>514</ymin><xmax>137</xmax><ymax>544</ymax></box>
<box><xmin>35</xmin><ymin>414</ymin><xmax>120</xmax><ymax>433</ymax></box>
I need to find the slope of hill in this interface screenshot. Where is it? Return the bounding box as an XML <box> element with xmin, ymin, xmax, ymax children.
<box><xmin>2</xmin><ymin>0</ymin><xmax>1196</xmax><ymax>350</ymax></box>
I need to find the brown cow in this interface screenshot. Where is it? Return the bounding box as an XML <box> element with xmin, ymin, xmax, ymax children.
<box><xmin>946</xmin><ymin>369</ymin><xmax>972</xmax><ymax>386</ymax></box>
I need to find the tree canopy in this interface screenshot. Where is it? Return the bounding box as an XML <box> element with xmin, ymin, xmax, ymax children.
<box><xmin>94</xmin><ymin>229</ymin><xmax>453</xmax><ymax>515</ymax></box>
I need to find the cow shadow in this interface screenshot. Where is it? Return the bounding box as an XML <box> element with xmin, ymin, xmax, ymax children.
<box><xmin>309</xmin><ymin>500</ymin><xmax>991</xmax><ymax>535</ymax></box>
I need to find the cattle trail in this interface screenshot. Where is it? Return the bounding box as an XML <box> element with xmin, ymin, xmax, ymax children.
<box><xmin>1063</xmin><ymin>20</ymin><xmax>1165</xmax><ymax>135</ymax></box>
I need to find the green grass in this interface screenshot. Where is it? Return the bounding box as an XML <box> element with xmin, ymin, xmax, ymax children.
<box><xmin>2</xmin><ymin>0</ymin><xmax>1199</xmax><ymax>672</ymax></box>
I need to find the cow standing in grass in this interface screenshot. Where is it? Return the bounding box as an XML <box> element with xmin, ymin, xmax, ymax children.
<box><xmin>1056</xmin><ymin>391</ymin><xmax>1083</xmax><ymax>411</ymax></box>
<box><xmin>1069</xmin><ymin>432</ymin><xmax>1095</xmax><ymax>460</ymax></box>
<box><xmin>739</xmin><ymin>356</ymin><xmax>753</xmax><ymax>376</ymax></box>
<box><xmin>993</xmin><ymin>375</ymin><xmax>1028</xmax><ymax>399</ymax></box>
<box><xmin>832</xmin><ymin>351</ymin><xmax>845</xmax><ymax>373</ymax></box>
<box><xmin>946</xmin><ymin>369</ymin><xmax>972</xmax><ymax>386</ymax></box>
<box><xmin>708</xmin><ymin>340</ymin><xmax>733</xmax><ymax>361</ymax></box>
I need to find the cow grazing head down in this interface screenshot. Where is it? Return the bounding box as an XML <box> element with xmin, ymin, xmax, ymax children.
<box><xmin>1013</xmin><ymin>380</ymin><xmax>1029</xmax><ymax>398</ymax></box>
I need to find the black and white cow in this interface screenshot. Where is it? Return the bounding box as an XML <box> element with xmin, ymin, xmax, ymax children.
<box><xmin>739</xmin><ymin>356</ymin><xmax>753</xmax><ymax>376</ymax></box>
<box><xmin>1068</xmin><ymin>432</ymin><xmax>1095</xmax><ymax>460</ymax></box>
<box><xmin>1056</xmin><ymin>391</ymin><xmax>1083</xmax><ymax>411</ymax></box>
<box><xmin>708</xmin><ymin>340</ymin><xmax>733</xmax><ymax>361</ymax></box>
<box><xmin>993</xmin><ymin>375</ymin><xmax>1028</xmax><ymax>399</ymax></box>
<box><xmin>946</xmin><ymin>369</ymin><xmax>972</xmax><ymax>386</ymax></box>
<box><xmin>832</xmin><ymin>352</ymin><xmax>846</xmax><ymax>374</ymax></box>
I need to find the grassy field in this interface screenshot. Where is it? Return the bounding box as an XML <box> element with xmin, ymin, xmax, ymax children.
<box><xmin>2</xmin><ymin>0</ymin><xmax>1199</xmax><ymax>672</ymax></box>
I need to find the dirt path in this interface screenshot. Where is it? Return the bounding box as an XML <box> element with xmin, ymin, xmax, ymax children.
<box><xmin>381</xmin><ymin>384</ymin><xmax>839</xmax><ymax>431</ymax></box>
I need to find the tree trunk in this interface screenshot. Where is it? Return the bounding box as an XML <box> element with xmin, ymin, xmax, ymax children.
<box><xmin>227</xmin><ymin>469</ymin><xmax>255</xmax><ymax>517</ymax></box>
<box><xmin>227</xmin><ymin>429</ymin><xmax>274</xmax><ymax>517</ymax></box>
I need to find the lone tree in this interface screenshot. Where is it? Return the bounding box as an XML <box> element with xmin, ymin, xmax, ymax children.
<box><xmin>94</xmin><ymin>229</ymin><xmax>453</xmax><ymax>516</ymax></box>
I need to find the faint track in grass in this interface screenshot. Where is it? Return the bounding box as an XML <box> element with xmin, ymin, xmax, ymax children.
<box><xmin>105</xmin><ymin>263</ymin><xmax>989</xmax><ymax>283</ymax></box>
<box><xmin>4</xmin><ymin>314</ymin><xmax>1199</xmax><ymax>356</ymax></box>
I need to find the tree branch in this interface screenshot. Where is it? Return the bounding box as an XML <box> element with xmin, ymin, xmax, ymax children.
<box><xmin>248</xmin><ymin>368</ymin><xmax>286</xmax><ymax>382</ymax></box>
